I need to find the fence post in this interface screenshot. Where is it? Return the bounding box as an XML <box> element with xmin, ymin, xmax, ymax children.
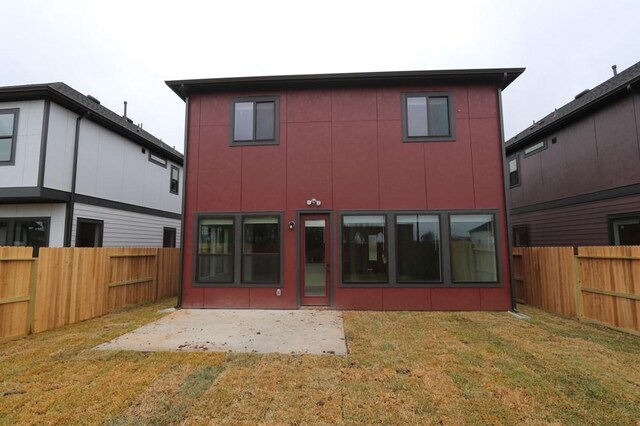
<box><xmin>154</xmin><ymin>248</ymin><xmax>160</xmax><ymax>302</ymax></box>
<box><xmin>573</xmin><ymin>250</ymin><xmax>584</xmax><ymax>320</ymax></box>
<box><xmin>26</xmin><ymin>258</ymin><xmax>39</xmax><ymax>334</ymax></box>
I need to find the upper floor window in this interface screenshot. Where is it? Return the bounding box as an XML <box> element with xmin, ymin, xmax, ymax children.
<box><xmin>231</xmin><ymin>96</ymin><xmax>279</xmax><ymax>145</ymax></box>
<box><xmin>523</xmin><ymin>140</ymin><xmax>546</xmax><ymax>156</ymax></box>
<box><xmin>402</xmin><ymin>93</ymin><xmax>454</xmax><ymax>142</ymax></box>
<box><xmin>170</xmin><ymin>165</ymin><xmax>180</xmax><ymax>194</ymax></box>
<box><xmin>0</xmin><ymin>109</ymin><xmax>19</xmax><ymax>165</ymax></box>
<box><xmin>508</xmin><ymin>157</ymin><xmax>520</xmax><ymax>187</ymax></box>
<box><xmin>148</xmin><ymin>151</ymin><xmax>167</xmax><ymax>167</ymax></box>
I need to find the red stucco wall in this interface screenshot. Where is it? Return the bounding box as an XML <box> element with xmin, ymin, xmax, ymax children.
<box><xmin>182</xmin><ymin>84</ymin><xmax>512</xmax><ymax>310</ymax></box>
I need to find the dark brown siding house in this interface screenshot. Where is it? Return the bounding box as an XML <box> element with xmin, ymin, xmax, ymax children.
<box><xmin>506</xmin><ymin>60</ymin><xmax>640</xmax><ymax>246</ymax></box>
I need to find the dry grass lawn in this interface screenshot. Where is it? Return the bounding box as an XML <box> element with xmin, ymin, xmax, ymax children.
<box><xmin>1</xmin><ymin>299</ymin><xmax>639</xmax><ymax>425</ymax></box>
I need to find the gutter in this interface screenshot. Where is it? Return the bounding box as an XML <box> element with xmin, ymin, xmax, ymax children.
<box><xmin>498</xmin><ymin>85</ymin><xmax>518</xmax><ymax>313</ymax></box>
<box><xmin>64</xmin><ymin>111</ymin><xmax>90</xmax><ymax>246</ymax></box>
<box><xmin>176</xmin><ymin>93</ymin><xmax>189</xmax><ymax>308</ymax></box>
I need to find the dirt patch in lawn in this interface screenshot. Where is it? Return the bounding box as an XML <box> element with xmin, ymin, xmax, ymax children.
<box><xmin>1</xmin><ymin>301</ymin><xmax>639</xmax><ymax>425</ymax></box>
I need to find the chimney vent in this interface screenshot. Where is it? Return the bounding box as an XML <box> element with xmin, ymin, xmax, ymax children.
<box><xmin>612</xmin><ymin>65</ymin><xmax>618</xmax><ymax>76</ymax></box>
<box><xmin>123</xmin><ymin>101</ymin><xmax>128</xmax><ymax>118</ymax></box>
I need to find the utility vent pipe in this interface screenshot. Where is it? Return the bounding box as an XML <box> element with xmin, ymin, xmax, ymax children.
<box><xmin>612</xmin><ymin>65</ymin><xmax>617</xmax><ymax>76</ymax></box>
<box><xmin>123</xmin><ymin>101</ymin><xmax>128</xmax><ymax>118</ymax></box>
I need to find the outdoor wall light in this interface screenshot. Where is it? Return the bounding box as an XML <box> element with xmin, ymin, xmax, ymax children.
<box><xmin>306</xmin><ymin>198</ymin><xmax>322</xmax><ymax>207</ymax></box>
<box><xmin>288</xmin><ymin>221</ymin><xmax>295</xmax><ymax>230</ymax></box>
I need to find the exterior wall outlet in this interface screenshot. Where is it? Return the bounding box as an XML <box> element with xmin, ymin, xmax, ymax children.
<box><xmin>276</xmin><ymin>289</ymin><xmax>282</xmax><ymax>296</ymax></box>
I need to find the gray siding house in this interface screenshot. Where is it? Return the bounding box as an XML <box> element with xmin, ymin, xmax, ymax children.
<box><xmin>0</xmin><ymin>83</ymin><xmax>183</xmax><ymax>253</ymax></box>
<box><xmin>506</xmin><ymin>61</ymin><xmax>640</xmax><ymax>246</ymax></box>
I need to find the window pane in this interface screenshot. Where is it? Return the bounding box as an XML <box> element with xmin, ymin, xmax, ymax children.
<box><xmin>396</xmin><ymin>215</ymin><xmax>441</xmax><ymax>282</ymax></box>
<box><xmin>509</xmin><ymin>159</ymin><xmax>519</xmax><ymax>186</ymax></box>
<box><xmin>242</xmin><ymin>217</ymin><xmax>280</xmax><ymax>283</ymax></box>
<box><xmin>198</xmin><ymin>218</ymin><xmax>234</xmax><ymax>282</ymax></box>
<box><xmin>342</xmin><ymin>215</ymin><xmax>388</xmax><ymax>283</ymax></box>
<box><xmin>427</xmin><ymin>97</ymin><xmax>450</xmax><ymax>136</ymax></box>
<box><xmin>0</xmin><ymin>114</ymin><xmax>14</xmax><ymax>137</ymax></box>
<box><xmin>242</xmin><ymin>254</ymin><xmax>279</xmax><ymax>283</ymax></box>
<box><xmin>13</xmin><ymin>220</ymin><xmax>48</xmax><ymax>256</ymax></box>
<box><xmin>255</xmin><ymin>102</ymin><xmax>275</xmax><ymax>140</ymax></box>
<box><xmin>524</xmin><ymin>141</ymin><xmax>545</xmax><ymax>155</ymax></box>
<box><xmin>0</xmin><ymin>221</ymin><xmax>7</xmax><ymax>245</ymax></box>
<box><xmin>0</xmin><ymin>138</ymin><xmax>11</xmax><ymax>162</ymax></box>
<box><xmin>234</xmin><ymin>102</ymin><xmax>254</xmax><ymax>141</ymax></box>
<box><xmin>450</xmin><ymin>215</ymin><xmax>497</xmax><ymax>282</ymax></box>
<box><xmin>407</xmin><ymin>97</ymin><xmax>428</xmax><ymax>137</ymax></box>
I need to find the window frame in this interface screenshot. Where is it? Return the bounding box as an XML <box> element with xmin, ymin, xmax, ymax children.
<box><xmin>401</xmin><ymin>92</ymin><xmax>456</xmax><ymax>142</ymax></box>
<box><xmin>148</xmin><ymin>151</ymin><xmax>168</xmax><ymax>168</ymax></box>
<box><xmin>523</xmin><ymin>140</ymin><xmax>547</xmax><ymax>157</ymax></box>
<box><xmin>163</xmin><ymin>227</ymin><xmax>177</xmax><ymax>248</ymax></box>
<box><xmin>508</xmin><ymin>155</ymin><xmax>520</xmax><ymax>188</ymax></box>
<box><xmin>75</xmin><ymin>218</ymin><xmax>104</xmax><ymax>247</ymax></box>
<box><xmin>193</xmin><ymin>212</ymin><xmax>284</xmax><ymax>287</ymax></box>
<box><xmin>395</xmin><ymin>213</ymin><xmax>443</xmax><ymax>284</ymax></box>
<box><xmin>170</xmin><ymin>165</ymin><xmax>180</xmax><ymax>195</ymax></box>
<box><xmin>0</xmin><ymin>216</ymin><xmax>50</xmax><ymax>256</ymax></box>
<box><xmin>341</xmin><ymin>214</ymin><xmax>389</xmax><ymax>284</ymax></box>
<box><xmin>0</xmin><ymin>108</ymin><xmax>20</xmax><ymax>166</ymax></box>
<box><xmin>607</xmin><ymin>212</ymin><xmax>640</xmax><ymax>245</ymax></box>
<box><xmin>512</xmin><ymin>225</ymin><xmax>530</xmax><ymax>247</ymax></box>
<box><xmin>338</xmin><ymin>210</ymin><xmax>501</xmax><ymax>288</ymax></box>
<box><xmin>448</xmin><ymin>213</ymin><xmax>500</xmax><ymax>284</ymax></box>
<box><xmin>229</xmin><ymin>96</ymin><xmax>280</xmax><ymax>146</ymax></box>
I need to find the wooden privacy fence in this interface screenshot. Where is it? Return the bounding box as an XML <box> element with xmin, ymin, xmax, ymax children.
<box><xmin>513</xmin><ymin>246</ymin><xmax>640</xmax><ymax>336</ymax></box>
<box><xmin>0</xmin><ymin>247</ymin><xmax>180</xmax><ymax>340</ymax></box>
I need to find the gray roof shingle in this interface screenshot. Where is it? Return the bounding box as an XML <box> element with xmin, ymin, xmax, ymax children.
<box><xmin>506</xmin><ymin>60</ymin><xmax>640</xmax><ymax>153</ymax></box>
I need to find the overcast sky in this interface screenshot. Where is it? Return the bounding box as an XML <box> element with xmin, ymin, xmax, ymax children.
<box><xmin>3</xmin><ymin>0</ymin><xmax>639</xmax><ymax>153</ymax></box>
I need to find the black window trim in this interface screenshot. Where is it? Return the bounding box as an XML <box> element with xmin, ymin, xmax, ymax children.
<box><xmin>163</xmin><ymin>226</ymin><xmax>177</xmax><ymax>248</ymax></box>
<box><xmin>512</xmin><ymin>224</ymin><xmax>530</xmax><ymax>247</ymax></box>
<box><xmin>193</xmin><ymin>212</ymin><xmax>284</xmax><ymax>287</ymax></box>
<box><xmin>338</xmin><ymin>209</ymin><xmax>501</xmax><ymax>288</ymax></box>
<box><xmin>401</xmin><ymin>92</ymin><xmax>456</xmax><ymax>142</ymax></box>
<box><xmin>340</xmin><ymin>213</ymin><xmax>390</xmax><ymax>284</ymax></box>
<box><xmin>0</xmin><ymin>108</ymin><xmax>20</xmax><ymax>166</ymax></box>
<box><xmin>395</xmin><ymin>213</ymin><xmax>444</xmax><ymax>284</ymax></box>
<box><xmin>607</xmin><ymin>211</ymin><xmax>640</xmax><ymax>245</ymax></box>
<box><xmin>170</xmin><ymin>165</ymin><xmax>180</xmax><ymax>195</ymax></box>
<box><xmin>75</xmin><ymin>217</ymin><xmax>104</xmax><ymax>247</ymax></box>
<box><xmin>508</xmin><ymin>155</ymin><xmax>520</xmax><ymax>188</ymax></box>
<box><xmin>0</xmin><ymin>216</ymin><xmax>50</xmax><ymax>256</ymax></box>
<box><xmin>148</xmin><ymin>151</ymin><xmax>168</xmax><ymax>168</ymax></box>
<box><xmin>229</xmin><ymin>96</ymin><xmax>280</xmax><ymax>146</ymax></box>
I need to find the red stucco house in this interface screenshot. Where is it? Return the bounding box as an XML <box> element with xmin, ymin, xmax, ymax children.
<box><xmin>166</xmin><ymin>68</ymin><xmax>524</xmax><ymax>310</ymax></box>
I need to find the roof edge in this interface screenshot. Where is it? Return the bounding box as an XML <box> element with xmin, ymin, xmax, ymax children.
<box><xmin>166</xmin><ymin>67</ymin><xmax>525</xmax><ymax>100</ymax></box>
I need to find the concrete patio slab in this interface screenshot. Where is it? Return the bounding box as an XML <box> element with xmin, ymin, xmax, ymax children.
<box><xmin>95</xmin><ymin>309</ymin><xmax>347</xmax><ymax>355</ymax></box>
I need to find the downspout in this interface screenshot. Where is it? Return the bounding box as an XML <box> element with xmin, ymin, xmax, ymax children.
<box><xmin>176</xmin><ymin>93</ymin><xmax>189</xmax><ymax>308</ymax></box>
<box><xmin>498</xmin><ymin>74</ymin><xmax>518</xmax><ymax>312</ymax></box>
<box><xmin>64</xmin><ymin>111</ymin><xmax>90</xmax><ymax>247</ymax></box>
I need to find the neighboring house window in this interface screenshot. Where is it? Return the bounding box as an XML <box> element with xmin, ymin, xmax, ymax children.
<box><xmin>509</xmin><ymin>157</ymin><xmax>520</xmax><ymax>187</ymax></box>
<box><xmin>450</xmin><ymin>214</ymin><xmax>498</xmax><ymax>283</ymax></box>
<box><xmin>170</xmin><ymin>165</ymin><xmax>180</xmax><ymax>194</ymax></box>
<box><xmin>401</xmin><ymin>93</ymin><xmax>455</xmax><ymax>142</ymax></box>
<box><xmin>512</xmin><ymin>225</ymin><xmax>529</xmax><ymax>247</ymax></box>
<box><xmin>342</xmin><ymin>215</ymin><xmax>388</xmax><ymax>283</ymax></box>
<box><xmin>0</xmin><ymin>217</ymin><xmax>49</xmax><ymax>256</ymax></box>
<box><xmin>76</xmin><ymin>218</ymin><xmax>104</xmax><ymax>247</ymax></box>
<box><xmin>396</xmin><ymin>215</ymin><xmax>441</xmax><ymax>282</ymax></box>
<box><xmin>0</xmin><ymin>109</ymin><xmax>19</xmax><ymax>165</ymax></box>
<box><xmin>197</xmin><ymin>218</ymin><xmax>234</xmax><ymax>283</ymax></box>
<box><xmin>195</xmin><ymin>214</ymin><xmax>282</xmax><ymax>285</ymax></box>
<box><xmin>242</xmin><ymin>216</ymin><xmax>280</xmax><ymax>283</ymax></box>
<box><xmin>523</xmin><ymin>140</ymin><xmax>546</xmax><ymax>156</ymax></box>
<box><xmin>149</xmin><ymin>152</ymin><xmax>167</xmax><ymax>167</ymax></box>
<box><xmin>163</xmin><ymin>227</ymin><xmax>177</xmax><ymax>248</ymax></box>
<box><xmin>231</xmin><ymin>96</ymin><xmax>279</xmax><ymax>145</ymax></box>
<box><xmin>609</xmin><ymin>213</ymin><xmax>640</xmax><ymax>245</ymax></box>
